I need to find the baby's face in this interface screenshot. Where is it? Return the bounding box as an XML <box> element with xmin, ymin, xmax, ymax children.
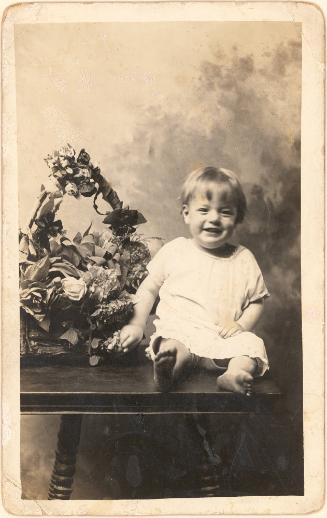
<box><xmin>182</xmin><ymin>185</ymin><xmax>238</xmax><ymax>251</ymax></box>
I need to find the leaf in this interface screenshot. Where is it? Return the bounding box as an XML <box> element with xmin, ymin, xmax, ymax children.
<box><xmin>45</xmin><ymin>285</ymin><xmax>57</xmax><ymax>303</ymax></box>
<box><xmin>83</xmin><ymin>222</ymin><xmax>93</xmax><ymax>237</ymax></box>
<box><xmin>20</xmin><ymin>286</ymin><xmax>45</xmax><ymax>303</ymax></box>
<box><xmin>19</xmin><ymin>235</ymin><xmax>29</xmax><ymax>255</ymax></box>
<box><xmin>49</xmin><ymin>238</ymin><xmax>62</xmax><ymax>256</ymax></box>
<box><xmin>102</xmin><ymin>211</ymin><xmax>118</xmax><ymax>225</ymax></box>
<box><xmin>24</xmin><ymin>255</ymin><xmax>50</xmax><ymax>282</ymax></box>
<box><xmin>59</xmin><ymin>327</ymin><xmax>79</xmax><ymax>346</ymax></box>
<box><xmin>19</xmin><ymin>236</ymin><xmax>30</xmax><ymax>263</ymax></box>
<box><xmin>60</xmin><ymin>246</ymin><xmax>81</xmax><ymax>267</ymax></box>
<box><xmin>81</xmin><ymin>234</ymin><xmax>95</xmax><ymax>245</ymax></box>
<box><xmin>57</xmin><ymin>238</ymin><xmax>85</xmax><ymax>264</ymax></box>
<box><xmin>20</xmin><ymin>281</ymin><xmax>48</xmax><ymax>293</ymax></box>
<box><xmin>49</xmin><ymin>262</ymin><xmax>80</xmax><ymax>278</ymax></box>
<box><xmin>53</xmin><ymin>196</ymin><xmax>64</xmax><ymax>212</ymax></box>
<box><xmin>73</xmin><ymin>232</ymin><xmax>82</xmax><ymax>244</ymax></box>
<box><xmin>99</xmin><ymin>229</ymin><xmax>113</xmax><ymax>244</ymax></box>
<box><xmin>38</xmin><ymin>197</ymin><xmax>54</xmax><ymax>218</ymax></box>
<box><xmin>136</xmin><ymin>212</ymin><xmax>147</xmax><ymax>224</ymax></box>
<box><xmin>102</xmin><ymin>208</ymin><xmax>145</xmax><ymax>227</ymax></box>
<box><xmin>19</xmin><ymin>235</ymin><xmax>38</xmax><ymax>260</ymax></box>
<box><xmin>37</xmin><ymin>317</ymin><xmax>50</xmax><ymax>333</ymax></box>
<box><xmin>72</xmin><ymin>250</ymin><xmax>81</xmax><ymax>268</ymax></box>
<box><xmin>28</xmin><ymin>240</ymin><xmax>37</xmax><ymax>258</ymax></box>
<box><xmin>91</xmin><ymin>308</ymin><xmax>101</xmax><ymax>318</ymax></box>
<box><xmin>79</xmin><ymin>241</ymin><xmax>95</xmax><ymax>256</ymax></box>
<box><xmin>49</xmin><ymin>256</ymin><xmax>63</xmax><ymax>263</ymax></box>
<box><xmin>19</xmin><ymin>252</ymin><xmax>28</xmax><ymax>264</ymax></box>
<box><xmin>88</xmin><ymin>256</ymin><xmax>106</xmax><ymax>266</ymax></box>
<box><xmin>60</xmin><ymin>237</ymin><xmax>73</xmax><ymax>246</ymax></box>
<box><xmin>20</xmin><ymin>279</ymin><xmax>34</xmax><ymax>290</ymax></box>
<box><xmin>51</xmin><ymin>190</ymin><xmax>64</xmax><ymax>199</ymax></box>
<box><xmin>119</xmin><ymin>250</ymin><xmax>130</xmax><ymax>288</ymax></box>
<box><xmin>79</xmin><ymin>242</ymin><xmax>95</xmax><ymax>256</ymax></box>
<box><xmin>75</xmin><ymin>244</ymin><xmax>92</xmax><ymax>259</ymax></box>
<box><xmin>94</xmin><ymin>245</ymin><xmax>106</xmax><ymax>258</ymax></box>
<box><xmin>21</xmin><ymin>306</ymin><xmax>45</xmax><ymax>321</ymax></box>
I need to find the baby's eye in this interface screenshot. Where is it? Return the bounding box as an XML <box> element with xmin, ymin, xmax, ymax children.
<box><xmin>198</xmin><ymin>208</ymin><xmax>208</xmax><ymax>213</ymax></box>
<box><xmin>221</xmin><ymin>209</ymin><xmax>235</xmax><ymax>216</ymax></box>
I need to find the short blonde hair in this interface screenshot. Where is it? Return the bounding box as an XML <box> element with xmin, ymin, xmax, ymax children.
<box><xmin>181</xmin><ymin>166</ymin><xmax>247</xmax><ymax>224</ymax></box>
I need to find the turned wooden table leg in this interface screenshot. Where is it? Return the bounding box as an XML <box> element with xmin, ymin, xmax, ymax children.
<box><xmin>48</xmin><ymin>415</ymin><xmax>83</xmax><ymax>500</ymax></box>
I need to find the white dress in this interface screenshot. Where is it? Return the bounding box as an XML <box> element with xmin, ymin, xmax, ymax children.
<box><xmin>145</xmin><ymin>237</ymin><xmax>270</xmax><ymax>375</ymax></box>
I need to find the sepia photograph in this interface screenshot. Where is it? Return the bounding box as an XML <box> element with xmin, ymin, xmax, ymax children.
<box><xmin>1</xmin><ymin>1</ymin><xmax>325</xmax><ymax>515</ymax></box>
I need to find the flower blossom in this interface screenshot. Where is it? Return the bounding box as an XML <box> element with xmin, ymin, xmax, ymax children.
<box><xmin>58</xmin><ymin>144</ymin><xmax>75</xmax><ymax>158</ymax></box>
<box><xmin>62</xmin><ymin>277</ymin><xmax>87</xmax><ymax>301</ymax></box>
<box><xmin>20</xmin><ymin>285</ymin><xmax>48</xmax><ymax>321</ymax></box>
<box><xmin>58</xmin><ymin>157</ymin><xmax>71</xmax><ymax>168</ymax></box>
<box><xmin>65</xmin><ymin>182</ymin><xmax>79</xmax><ymax>197</ymax></box>
<box><xmin>74</xmin><ymin>167</ymin><xmax>91</xmax><ymax>180</ymax></box>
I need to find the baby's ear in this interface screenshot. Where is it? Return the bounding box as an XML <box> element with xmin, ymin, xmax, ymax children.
<box><xmin>182</xmin><ymin>204</ymin><xmax>190</xmax><ymax>223</ymax></box>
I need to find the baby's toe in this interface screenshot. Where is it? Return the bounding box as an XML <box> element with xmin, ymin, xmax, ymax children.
<box><xmin>243</xmin><ymin>372</ymin><xmax>253</xmax><ymax>382</ymax></box>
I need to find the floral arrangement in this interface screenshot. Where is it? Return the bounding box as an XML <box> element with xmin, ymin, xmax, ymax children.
<box><xmin>19</xmin><ymin>145</ymin><xmax>162</xmax><ymax>366</ymax></box>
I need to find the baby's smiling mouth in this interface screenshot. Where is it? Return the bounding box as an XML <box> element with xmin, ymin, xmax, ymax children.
<box><xmin>203</xmin><ymin>227</ymin><xmax>223</xmax><ymax>234</ymax></box>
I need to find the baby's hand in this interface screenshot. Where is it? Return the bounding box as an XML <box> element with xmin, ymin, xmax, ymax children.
<box><xmin>217</xmin><ymin>321</ymin><xmax>244</xmax><ymax>339</ymax></box>
<box><xmin>120</xmin><ymin>324</ymin><xmax>144</xmax><ymax>353</ymax></box>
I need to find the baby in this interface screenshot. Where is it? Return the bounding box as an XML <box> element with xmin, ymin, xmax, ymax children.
<box><xmin>120</xmin><ymin>166</ymin><xmax>269</xmax><ymax>394</ymax></box>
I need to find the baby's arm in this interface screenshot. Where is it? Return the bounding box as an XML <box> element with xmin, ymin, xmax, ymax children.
<box><xmin>120</xmin><ymin>275</ymin><xmax>160</xmax><ymax>352</ymax></box>
<box><xmin>218</xmin><ymin>300</ymin><xmax>264</xmax><ymax>338</ymax></box>
<box><xmin>237</xmin><ymin>300</ymin><xmax>264</xmax><ymax>331</ymax></box>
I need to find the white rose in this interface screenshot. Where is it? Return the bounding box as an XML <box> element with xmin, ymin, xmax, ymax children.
<box><xmin>62</xmin><ymin>277</ymin><xmax>87</xmax><ymax>301</ymax></box>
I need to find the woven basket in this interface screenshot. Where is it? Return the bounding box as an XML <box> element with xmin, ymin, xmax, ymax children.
<box><xmin>19</xmin><ymin>146</ymin><xmax>153</xmax><ymax>365</ymax></box>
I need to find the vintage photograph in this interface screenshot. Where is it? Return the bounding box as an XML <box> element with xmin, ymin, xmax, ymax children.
<box><xmin>1</xmin><ymin>1</ymin><xmax>325</xmax><ymax>515</ymax></box>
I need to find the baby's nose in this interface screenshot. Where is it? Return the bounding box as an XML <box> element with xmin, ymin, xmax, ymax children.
<box><xmin>208</xmin><ymin>210</ymin><xmax>220</xmax><ymax>223</ymax></box>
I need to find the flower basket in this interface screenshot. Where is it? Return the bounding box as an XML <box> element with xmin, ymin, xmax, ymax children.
<box><xmin>19</xmin><ymin>145</ymin><xmax>162</xmax><ymax>366</ymax></box>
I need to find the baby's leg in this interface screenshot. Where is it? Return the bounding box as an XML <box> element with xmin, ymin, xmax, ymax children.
<box><xmin>153</xmin><ymin>338</ymin><xmax>194</xmax><ymax>392</ymax></box>
<box><xmin>216</xmin><ymin>356</ymin><xmax>257</xmax><ymax>395</ymax></box>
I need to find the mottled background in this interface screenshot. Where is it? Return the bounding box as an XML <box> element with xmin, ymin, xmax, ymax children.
<box><xmin>17</xmin><ymin>22</ymin><xmax>302</xmax><ymax>498</ymax></box>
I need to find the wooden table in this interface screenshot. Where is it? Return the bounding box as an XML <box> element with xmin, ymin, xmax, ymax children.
<box><xmin>21</xmin><ymin>358</ymin><xmax>282</xmax><ymax>499</ymax></box>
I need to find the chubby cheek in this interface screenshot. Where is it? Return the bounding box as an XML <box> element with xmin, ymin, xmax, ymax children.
<box><xmin>225</xmin><ymin>220</ymin><xmax>235</xmax><ymax>229</ymax></box>
<box><xmin>222</xmin><ymin>221</ymin><xmax>237</xmax><ymax>236</ymax></box>
<box><xmin>224</xmin><ymin>215</ymin><xmax>238</xmax><ymax>228</ymax></box>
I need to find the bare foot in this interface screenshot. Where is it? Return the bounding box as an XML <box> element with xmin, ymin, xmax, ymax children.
<box><xmin>154</xmin><ymin>348</ymin><xmax>177</xmax><ymax>392</ymax></box>
<box><xmin>216</xmin><ymin>370</ymin><xmax>253</xmax><ymax>395</ymax></box>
